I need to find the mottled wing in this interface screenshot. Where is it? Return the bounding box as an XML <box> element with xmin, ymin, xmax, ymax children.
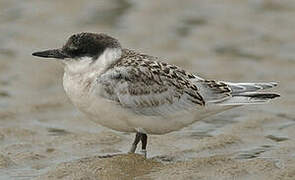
<box><xmin>98</xmin><ymin>64</ymin><xmax>205</xmax><ymax>117</ymax></box>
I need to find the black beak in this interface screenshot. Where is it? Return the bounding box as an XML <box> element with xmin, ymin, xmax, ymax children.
<box><xmin>32</xmin><ymin>49</ymin><xmax>69</xmax><ymax>59</ymax></box>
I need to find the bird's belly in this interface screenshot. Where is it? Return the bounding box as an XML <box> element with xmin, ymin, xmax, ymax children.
<box><xmin>79</xmin><ymin>95</ymin><xmax>202</xmax><ymax>135</ymax></box>
<box><xmin>66</xmin><ymin>89</ymin><xmax>228</xmax><ymax>135</ymax></box>
<box><xmin>83</xmin><ymin>98</ymin><xmax>138</xmax><ymax>133</ymax></box>
<box><xmin>67</xmin><ymin>89</ymin><xmax>212</xmax><ymax>135</ymax></box>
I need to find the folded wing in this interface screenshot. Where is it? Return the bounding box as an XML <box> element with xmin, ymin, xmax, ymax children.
<box><xmin>98</xmin><ymin>63</ymin><xmax>205</xmax><ymax>116</ymax></box>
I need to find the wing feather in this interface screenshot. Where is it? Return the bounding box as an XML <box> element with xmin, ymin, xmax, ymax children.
<box><xmin>98</xmin><ymin>62</ymin><xmax>204</xmax><ymax>116</ymax></box>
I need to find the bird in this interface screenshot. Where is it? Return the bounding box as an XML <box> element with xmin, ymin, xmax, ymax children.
<box><xmin>32</xmin><ymin>32</ymin><xmax>280</xmax><ymax>157</ymax></box>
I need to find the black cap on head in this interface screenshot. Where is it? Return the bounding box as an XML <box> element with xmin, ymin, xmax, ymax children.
<box><xmin>32</xmin><ymin>32</ymin><xmax>121</xmax><ymax>60</ymax></box>
<box><xmin>62</xmin><ymin>32</ymin><xmax>121</xmax><ymax>59</ymax></box>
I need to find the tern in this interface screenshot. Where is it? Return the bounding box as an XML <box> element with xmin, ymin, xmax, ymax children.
<box><xmin>32</xmin><ymin>32</ymin><xmax>280</xmax><ymax>157</ymax></box>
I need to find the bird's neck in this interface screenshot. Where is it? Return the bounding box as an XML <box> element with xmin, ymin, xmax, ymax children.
<box><xmin>63</xmin><ymin>48</ymin><xmax>122</xmax><ymax>105</ymax></box>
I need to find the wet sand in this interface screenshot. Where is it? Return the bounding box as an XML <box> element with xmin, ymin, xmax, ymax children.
<box><xmin>0</xmin><ymin>0</ymin><xmax>294</xmax><ymax>179</ymax></box>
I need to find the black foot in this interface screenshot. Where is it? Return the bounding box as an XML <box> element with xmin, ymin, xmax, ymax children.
<box><xmin>129</xmin><ymin>132</ymin><xmax>148</xmax><ymax>157</ymax></box>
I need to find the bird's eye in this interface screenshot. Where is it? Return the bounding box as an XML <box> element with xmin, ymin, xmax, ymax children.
<box><xmin>64</xmin><ymin>47</ymin><xmax>86</xmax><ymax>58</ymax></box>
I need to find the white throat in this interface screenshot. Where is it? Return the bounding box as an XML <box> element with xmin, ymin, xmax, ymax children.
<box><xmin>64</xmin><ymin>48</ymin><xmax>122</xmax><ymax>76</ymax></box>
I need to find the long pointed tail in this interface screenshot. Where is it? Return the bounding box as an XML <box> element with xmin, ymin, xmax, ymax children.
<box><xmin>216</xmin><ymin>82</ymin><xmax>280</xmax><ymax>106</ymax></box>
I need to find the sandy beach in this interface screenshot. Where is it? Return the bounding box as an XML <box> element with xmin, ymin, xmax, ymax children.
<box><xmin>0</xmin><ymin>0</ymin><xmax>294</xmax><ymax>179</ymax></box>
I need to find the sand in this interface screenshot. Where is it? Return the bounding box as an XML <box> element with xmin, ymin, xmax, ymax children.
<box><xmin>0</xmin><ymin>0</ymin><xmax>294</xmax><ymax>179</ymax></box>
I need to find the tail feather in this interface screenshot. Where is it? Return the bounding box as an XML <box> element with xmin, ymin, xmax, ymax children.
<box><xmin>214</xmin><ymin>82</ymin><xmax>280</xmax><ymax>106</ymax></box>
<box><xmin>216</xmin><ymin>92</ymin><xmax>280</xmax><ymax>106</ymax></box>
<box><xmin>237</xmin><ymin>92</ymin><xmax>280</xmax><ymax>99</ymax></box>
<box><xmin>224</xmin><ymin>82</ymin><xmax>278</xmax><ymax>95</ymax></box>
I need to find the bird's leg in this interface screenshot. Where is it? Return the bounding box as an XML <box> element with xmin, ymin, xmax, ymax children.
<box><xmin>129</xmin><ymin>132</ymin><xmax>142</xmax><ymax>153</ymax></box>
<box><xmin>140</xmin><ymin>133</ymin><xmax>148</xmax><ymax>158</ymax></box>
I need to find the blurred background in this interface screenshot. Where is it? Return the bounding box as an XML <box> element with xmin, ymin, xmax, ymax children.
<box><xmin>0</xmin><ymin>0</ymin><xmax>294</xmax><ymax>179</ymax></box>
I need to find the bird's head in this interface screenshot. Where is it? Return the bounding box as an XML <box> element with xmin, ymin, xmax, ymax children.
<box><xmin>32</xmin><ymin>32</ymin><xmax>122</xmax><ymax>73</ymax></box>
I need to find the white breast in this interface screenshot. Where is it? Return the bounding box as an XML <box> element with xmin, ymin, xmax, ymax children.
<box><xmin>63</xmin><ymin>71</ymin><xmax>139</xmax><ymax>133</ymax></box>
